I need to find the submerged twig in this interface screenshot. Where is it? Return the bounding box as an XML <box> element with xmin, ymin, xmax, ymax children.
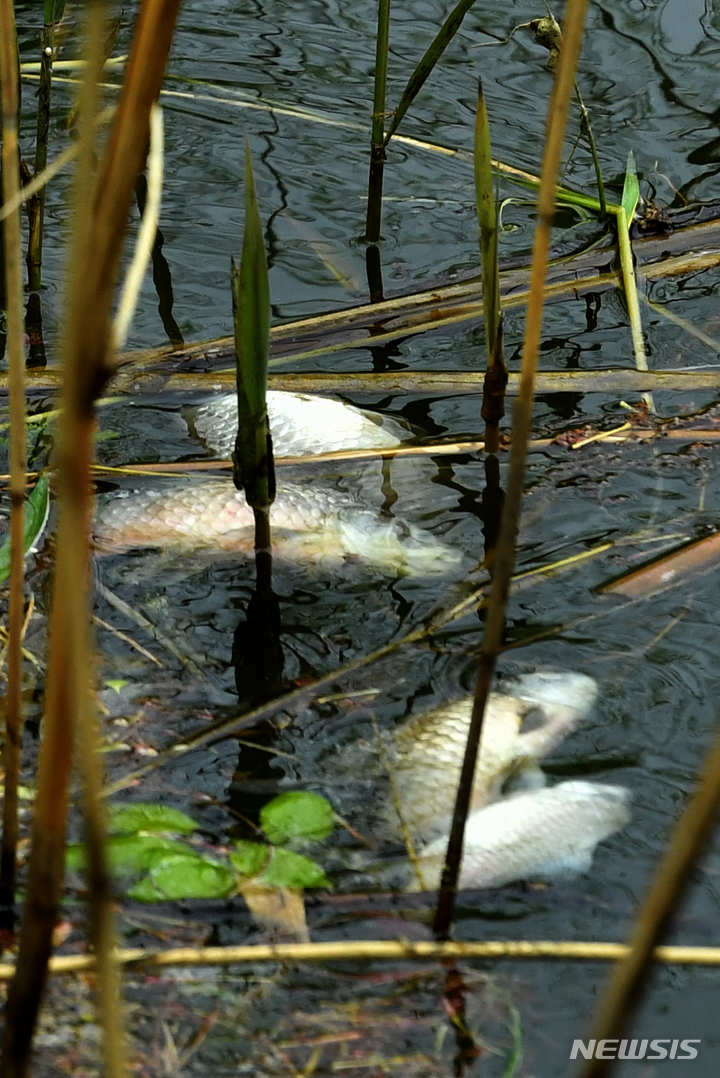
<box><xmin>95</xmin><ymin>580</ymin><xmax>206</xmax><ymax>678</ymax></box>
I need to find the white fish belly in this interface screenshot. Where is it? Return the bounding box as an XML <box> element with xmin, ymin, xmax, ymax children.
<box><xmin>409</xmin><ymin>781</ymin><xmax>631</xmax><ymax>891</ymax></box>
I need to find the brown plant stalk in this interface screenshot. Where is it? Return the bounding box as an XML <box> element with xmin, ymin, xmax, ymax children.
<box><xmin>0</xmin><ymin>0</ymin><xmax>28</xmax><ymax>918</ymax></box>
<box><xmin>0</xmin><ymin>1</ymin><xmax>181</xmax><ymax>1075</ymax></box>
<box><xmin>433</xmin><ymin>0</ymin><xmax>591</xmax><ymax>939</ymax></box>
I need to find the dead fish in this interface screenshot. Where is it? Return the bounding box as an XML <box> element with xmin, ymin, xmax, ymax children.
<box><xmin>409</xmin><ymin>781</ymin><xmax>631</xmax><ymax>891</ymax></box>
<box><xmin>95</xmin><ymin>480</ymin><xmax>461</xmax><ymax>575</ymax></box>
<box><xmin>192</xmin><ymin>390</ymin><xmax>409</xmax><ymax>458</ymax></box>
<box><xmin>370</xmin><ymin>671</ymin><xmax>630</xmax><ymax>889</ymax></box>
<box><xmin>384</xmin><ymin>671</ymin><xmax>599</xmax><ymax>846</ymax></box>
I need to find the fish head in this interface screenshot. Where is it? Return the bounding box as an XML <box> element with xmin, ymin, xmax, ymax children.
<box><xmin>501</xmin><ymin>671</ymin><xmax>598</xmax><ymax>761</ymax></box>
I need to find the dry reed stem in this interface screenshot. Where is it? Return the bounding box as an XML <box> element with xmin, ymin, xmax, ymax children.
<box><xmin>0</xmin><ymin>940</ymin><xmax>717</xmax><ymax>979</ymax></box>
<box><xmin>114</xmin><ymin>369</ymin><xmax>720</xmax><ymax>396</ymax></box>
<box><xmin>579</xmin><ymin>725</ymin><xmax>720</xmax><ymax>1078</ymax></box>
<box><xmin>6</xmin><ymin>367</ymin><xmax>720</xmax><ymax>395</ymax></box>
<box><xmin>1</xmin><ymin>14</ymin><xmax>112</xmax><ymax>1078</ymax></box>
<box><xmin>0</xmin><ymin>0</ymin><xmax>28</xmax><ymax>915</ymax></box>
<box><xmin>2</xmin><ymin>1</ymin><xmax>181</xmax><ymax>1074</ymax></box>
<box><xmin>432</xmin><ymin>0</ymin><xmax>590</xmax><ymax>940</ymax></box>
<box><xmin>52</xmin><ymin>17</ymin><xmax>129</xmax><ymax>1077</ymax></box>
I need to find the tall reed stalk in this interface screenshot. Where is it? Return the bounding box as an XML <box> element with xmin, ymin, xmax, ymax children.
<box><xmin>0</xmin><ymin>0</ymin><xmax>28</xmax><ymax>920</ymax></box>
<box><xmin>433</xmin><ymin>0</ymin><xmax>591</xmax><ymax>941</ymax></box>
<box><xmin>364</xmin><ymin>0</ymin><xmax>390</xmax><ymax>245</ymax></box>
<box><xmin>26</xmin><ymin>1</ymin><xmax>62</xmax><ymax>294</ymax></box>
<box><xmin>1</xmin><ymin>1</ymin><xmax>181</xmax><ymax>1073</ymax></box>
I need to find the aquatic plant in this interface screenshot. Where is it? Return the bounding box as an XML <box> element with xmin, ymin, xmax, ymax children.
<box><xmin>67</xmin><ymin>794</ymin><xmax>334</xmax><ymax>903</ymax></box>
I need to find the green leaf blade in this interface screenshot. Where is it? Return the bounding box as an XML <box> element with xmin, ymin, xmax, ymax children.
<box><xmin>260</xmin><ymin>791</ymin><xmax>335</xmax><ymax>846</ymax></box>
<box><xmin>384</xmin><ymin>0</ymin><xmax>478</xmax><ymax>145</ymax></box>
<box><xmin>108</xmin><ymin>803</ymin><xmax>200</xmax><ymax>835</ymax></box>
<box><xmin>621</xmin><ymin>150</ymin><xmax>639</xmax><ymax>229</ymax></box>
<box><xmin>230</xmin><ymin>840</ymin><xmax>271</xmax><ymax>878</ymax></box>
<box><xmin>257</xmin><ymin>848</ymin><xmax>330</xmax><ymax>890</ymax></box>
<box><xmin>0</xmin><ymin>474</ymin><xmax>50</xmax><ymax>586</ymax></box>
<box><xmin>232</xmin><ymin>142</ymin><xmax>274</xmax><ymax>509</ymax></box>
<box><xmin>235</xmin><ymin>142</ymin><xmax>270</xmax><ymax>419</ymax></box>
<box><xmin>129</xmin><ymin>854</ymin><xmax>237</xmax><ymax>902</ymax></box>
<box><xmin>67</xmin><ymin>835</ymin><xmax>192</xmax><ymax>877</ymax></box>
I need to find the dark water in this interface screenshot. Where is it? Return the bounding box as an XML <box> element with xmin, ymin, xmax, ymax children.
<box><xmin>10</xmin><ymin>0</ymin><xmax>720</xmax><ymax>1074</ymax></box>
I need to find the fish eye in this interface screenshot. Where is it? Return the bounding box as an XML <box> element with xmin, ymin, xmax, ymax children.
<box><xmin>518</xmin><ymin>706</ymin><xmax>548</xmax><ymax>734</ymax></box>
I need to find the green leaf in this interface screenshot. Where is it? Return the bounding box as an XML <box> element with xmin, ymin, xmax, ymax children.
<box><xmin>260</xmin><ymin>791</ymin><xmax>335</xmax><ymax>846</ymax></box>
<box><xmin>621</xmin><ymin>150</ymin><xmax>639</xmax><ymax>228</ymax></box>
<box><xmin>257</xmin><ymin>848</ymin><xmax>330</xmax><ymax>890</ymax></box>
<box><xmin>105</xmin><ymin>679</ymin><xmax>128</xmax><ymax>693</ymax></box>
<box><xmin>109</xmin><ymin>835</ymin><xmax>193</xmax><ymax>875</ymax></box>
<box><xmin>230</xmin><ymin>840</ymin><xmax>270</xmax><ymax>878</ymax></box>
<box><xmin>108</xmin><ymin>803</ymin><xmax>200</xmax><ymax>836</ymax></box>
<box><xmin>0</xmin><ymin>474</ymin><xmax>50</xmax><ymax>586</ymax></box>
<box><xmin>129</xmin><ymin>854</ymin><xmax>237</xmax><ymax>902</ymax></box>
<box><xmin>126</xmin><ymin>876</ymin><xmax>167</xmax><ymax>902</ymax></box>
<box><xmin>231</xmin><ymin>142</ymin><xmax>275</xmax><ymax>510</ymax></box>
<box><xmin>67</xmin><ymin>835</ymin><xmax>191</xmax><ymax>876</ymax></box>
<box><xmin>384</xmin><ymin>0</ymin><xmax>478</xmax><ymax>145</ymax></box>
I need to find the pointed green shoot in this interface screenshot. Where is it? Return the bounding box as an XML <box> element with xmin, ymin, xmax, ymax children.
<box><xmin>232</xmin><ymin>141</ymin><xmax>275</xmax><ymax>510</ymax></box>
<box><xmin>383</xmin><ymin>0</ymin><xmax>477</xmax><ymax>147</ymax></box>
<box><xmin>0</xmin><ymin>474</ymin><xmax>50</xmax><ymax>586</ymax></box>
<box><xmin>621</xmin><ymin>149</ymin><xmax>640</xmax><ymax>228</ymax></box>
<box><xmin>474</xmin><ymin>77</ymin><xmax>500</xmax><ymax>365</ymax></box>
<box><xmin>615</xmin><ymin>151</ymin><xmax>647</xmax><ymax>377</ymax></box>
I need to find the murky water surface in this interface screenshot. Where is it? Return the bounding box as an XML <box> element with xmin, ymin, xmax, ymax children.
<box><xmin>9</xmin><ymin>0</ymin><xmax>720</xmax><ymax>1074</ymax></box>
